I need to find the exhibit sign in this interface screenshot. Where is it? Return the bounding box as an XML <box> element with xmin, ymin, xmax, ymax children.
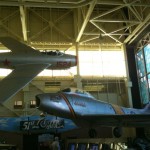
<box><xmin>20</xmin><ymin>118</ymin><xmax>64</xmax><ymax>130</ymax></box>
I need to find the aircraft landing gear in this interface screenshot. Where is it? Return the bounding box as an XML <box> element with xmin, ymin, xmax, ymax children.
<box><xmin>88</xmin><ymin>128</ymin><xmax>97</xmax><ymax>138</ymax></box>
<box><xmin>113</xmin><ymin>127</ymin><xmax>122</xmax><ymax>138</ymax></box>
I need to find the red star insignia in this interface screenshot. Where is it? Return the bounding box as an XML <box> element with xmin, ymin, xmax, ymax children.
<box><xmin>3</xmin><ymin>59</ymin><xmax>11</xmax><ymax>66</ymax></box>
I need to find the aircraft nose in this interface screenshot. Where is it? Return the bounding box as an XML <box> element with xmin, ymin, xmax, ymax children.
<box><xmin>35</xmin><ymin>93</ymin><xmax>62</xmax><ymax>115</ymax></box>
<box><xmin>74</xmin><ymin>56</ymin><xmax>78</xmax><ymax>66</ymax></box>
<box><xmin>35</xmin><ymin>94</ymin><xmax>51</xmax><ymax>112</ymax></box>
<box><xmin>66</xmin><ymin>54</ymin><xmax>77</xmax><ymax>67</ymax></box>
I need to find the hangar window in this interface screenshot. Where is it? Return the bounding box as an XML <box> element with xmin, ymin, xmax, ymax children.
<box><xmin>136</xmin><ymin>44</ymin><xmax>150</xmax><ymax>105</ymax></box>
<box><xmin>136</xmin><ymin>50</ymin><xmax>145</xmax><ymax>77</ymax></box>
<box><xmin>144</xmin><ymin>44</ymin><xmax>150</xmax><ymax>73</ymax></box>
<box><xmin>78</xmin><ymin>51</ymin><xmax>126</xmax><ymax>77</ymax></box>
<box><xmin>38</xmin><ymin>50</ymin><xmax>126</xmax><ymax>77</ymax></box>
<box><xmin>0</xmin><ymin>69</ymin><xmax>12</xmax><ymax>76</ymax></box>
<box><xmin>14</xmin><ymin>100</ymin><xmax>23</xmax><ymax>109</ymax></box>
<box><xmin>30</xmin><ymin>100</ymin><xmax>36</xmax><ymax>108</ymax></box>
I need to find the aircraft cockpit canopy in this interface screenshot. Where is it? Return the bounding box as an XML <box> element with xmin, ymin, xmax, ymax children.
<box><xmin>61</xmin><ymin>88</ymin><xmax>94</xmax><ymax>98</ymax></box>
<box><xmin>41</xmin><ymin>50</ymin><xmax>63</xmax><ymax>56</ymax></box>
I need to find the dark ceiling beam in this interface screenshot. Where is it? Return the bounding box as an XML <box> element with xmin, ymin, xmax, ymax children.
<box><xmin>124</xmin><ymin>13</ymin><xmax>150</xmax><ymax>44</ymax></box>
<box><xmin>0</xmin><ymin>0</ymin><xmax>93</xmax><ymax>8</ymax></box>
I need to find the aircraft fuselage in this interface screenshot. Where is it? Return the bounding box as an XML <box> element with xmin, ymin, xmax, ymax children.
<box><xmin>36</xmin><ymin>90</ymin><xmax>146</xmax><ymax>120</ymax></box>
<box><xmin>0</xmin><ymin>52</ymin><xmax>77</xmax><ymax>70</ymax></box>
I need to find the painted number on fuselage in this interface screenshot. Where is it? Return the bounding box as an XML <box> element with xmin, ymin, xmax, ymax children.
<box><xmin>57</xmin><ymin>61</ymin><xmax>71</xmax><ymax>67</ymax></box>
<box><xmin>50</xmin><ymin>95</ymin><xmax>61</xmax><ymax>102</ymax></box>
<box><xmin>74</xmin><ymin>101</ymin><xmax>86</xmax><ymax>107</ymax></box>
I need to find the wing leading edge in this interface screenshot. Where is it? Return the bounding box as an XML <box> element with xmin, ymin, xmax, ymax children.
<box><xmin>0</xmin><ymin>64</ymin><xmax>50</xmax><ymax>103</ymax></box>
<box><xmin>0</xmin><ymin>37</ymin><xmax>38</xmax><ymax>53</ymax></box>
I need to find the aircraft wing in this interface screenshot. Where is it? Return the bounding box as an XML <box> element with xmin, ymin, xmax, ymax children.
<box><xmin>0</xmin><ymin>37</ymin><xmax>38</xmax><ymax>53</ymax></box>
<box><xmin>0</xmin><ymin>64</ymin><xmax>50</xmax><ymax>103</ymax></box>
<box><xmin>78</xmin><ymin>114</ymin><xmax>150</xmax><ymax>127</ymax></box>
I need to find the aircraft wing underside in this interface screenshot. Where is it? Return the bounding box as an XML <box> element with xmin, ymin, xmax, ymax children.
<box><xmin>0</xmin><ymin>37</ymin><xmax>38</xmax><ymax>53</ymax></box>
<box><xmin>77</xmin><ymin>114</ymin><xmax>150</xmax><ymax>127</ymax></box>
<box><xmin>0</xmin><ymin>64</ymin><xmax>50</xmax><ymax>103</ymax></box>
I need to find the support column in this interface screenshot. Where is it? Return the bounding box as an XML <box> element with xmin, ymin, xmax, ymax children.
<box><xmin>122</xmin><ymin>44</ymin><xmax>133</xmax><ymax>107</ymax></box>
<box><xmin>125</xmin><ymin>45</ymin><xmax>141</xmax><ymax>108</ymax></box>
<box><xmin>74</xmin><ymin>42</ymin><xmax>82</xmax><ymax>89</ymax></box>
<box><xmin>126</xmin><ymin>44</ymin><xmax>145</xmax><ymax>137</ymax></box>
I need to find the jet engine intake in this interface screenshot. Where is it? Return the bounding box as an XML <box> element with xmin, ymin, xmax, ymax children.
<box><xmin>35</xmin><ymin>95</ymin><xmax>41</xmax><ymax>108</ymax></box>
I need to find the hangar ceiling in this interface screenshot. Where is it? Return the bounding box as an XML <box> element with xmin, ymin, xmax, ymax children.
<box><xmin>0</xmin><ymin>0</ymin><xmax>148</xmax><ymax>116</ymax></box>
<box><xmin>0</xmin><ymin>0</ymin><xmax>150</xmax><ymax>51</ymax></box>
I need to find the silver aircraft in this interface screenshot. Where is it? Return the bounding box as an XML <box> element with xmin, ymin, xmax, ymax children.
<box><xmin>36</xmin><ymin>88</ymin><xmax>150</xmax><ymax>137</ymax></box>
<box><xmin>0</xmin><ymin>37</ymin><xmax>77</xmax><ymax>103</ymax></box>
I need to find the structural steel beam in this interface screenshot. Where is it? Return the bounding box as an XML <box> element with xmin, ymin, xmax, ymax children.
<box><xmin>96</xmin><ymin>0</ymin><xmax>150</xmax><ymax>7</ymax></box>
<box><xmin>20</xmin><ymin>6</ymin><xmax>27</xmax><ymax>41</ymax></box>
<box><xmin>83</xmin><ymin>33</ymin><xmax>130</xmax><ymax>36</ymax></box>
<box><xmin>108</xmin><ymin>23</ymin><xmax>138</xmax><ymax>34</ymax></box>
<box><xmin>90</xmin><ymin>21</ymin><xmax>122</xmax><ymax>44</ymax></box>
<box><xmin>0</xmin><ymin>0</ymin><xmax>93</xmax><ymax>8</ymax></box>
<box><xmin>92</xmin><ymin>0</ymin><xmax>139</xmax><ymax>20</ymax></box>
<box><xmin>80</xmin><ymin>36</ymin><xmax>99</xmax><ymax>43</ymax></box>
<box><xmin>128</xmin><ymin>23</ymin><xmax>150</xmax><ymax>44</ymax></box>
<box><xmin>92</xmin><ymin>19</ymin><xmax>141</xmax><ymax>23</ymax></box>
<box><xmin>29</xmin><ymin>8</ymin><xmax>72</xmax><ymax>41</ymax></box>
<box><xmin>0</xmin><ymin>0</ymin><xmax>149</xmax><ymax>8</ymax></box>
<box><xmin>123</xmin><ymin>0</ymin><xmax>142</xmax><ymax>21</ymax></box>
<box><xmin>124</xmin><ymin>12</ymin><xmax>150</xmax><ymax>44</ymax></box>
<box><xmin>76</xmin><ymin>0</ymin><xmax>96</xmax><ymax>42</ymax></box>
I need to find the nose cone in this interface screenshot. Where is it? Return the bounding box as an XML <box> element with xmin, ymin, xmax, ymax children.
<box><xmin>35</xmin><ymin>93</ymin><xmax>72</xmax><ymax>118</ymax></box>
<box><xmin>35</xmin><ymin>94</ymin><xmax>53</xmax><ymax>112</ymax></box>
<box><xmin>58</xmin><ymin>54</ymin><xmax>77</xmax><ymax>68</ymax></box>
<box><xmin>48</xmin><ymin>53</ymin><xmax>77</xmax><ymax>70</ymax></box>
<box><xmin>57</xmin><ymin>54</ymin><xmax>77</xmax><ymax>69</ymax></box>
<box><xmin>35</xmin><ymin>93</ymin><xmax>63</xmax><ymax>116</ymax></box>
<box><xmin>71</xmin><ymin>55</ymin><xmax>77</xmax><ymax>67</ymax></box>
<box><xmin>35</xmin><ymin>95</ymin><xmax>41</xmax><ymax>108</ymax></box>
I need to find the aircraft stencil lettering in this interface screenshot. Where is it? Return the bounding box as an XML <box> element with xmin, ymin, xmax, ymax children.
<box><xmin>74</xmin><ymin>101</ymin><xmax>86</xmax><ymax>107</ymax></box>
<box><xmin>57</xmin><ymin>61</ymin><xmax>71</xmax><ymax>67</ymax></box>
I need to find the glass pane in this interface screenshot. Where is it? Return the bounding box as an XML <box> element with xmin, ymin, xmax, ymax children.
<box><xmin>147</xmin><ymin>74</ymin><xmax>150</xmax><ymax>92</ymax></box>
<box><xmin>144</xmin><ymin>44</ymin><xmax>150</xmax><ymax>73</ymax></box>
<box><xmin>79</xmin><ymin>50</ymin><xmax>126</xmax><ymax>77</ymax></box>
<box><xmin>139</xmin><ymin>76</ymin><xmax>149</xmax><ymax>104</ymax></box>
<box><xmin>136</xmin><ymin>50</ymin><xmax>145</xmax><ymax>77</ymax></box>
